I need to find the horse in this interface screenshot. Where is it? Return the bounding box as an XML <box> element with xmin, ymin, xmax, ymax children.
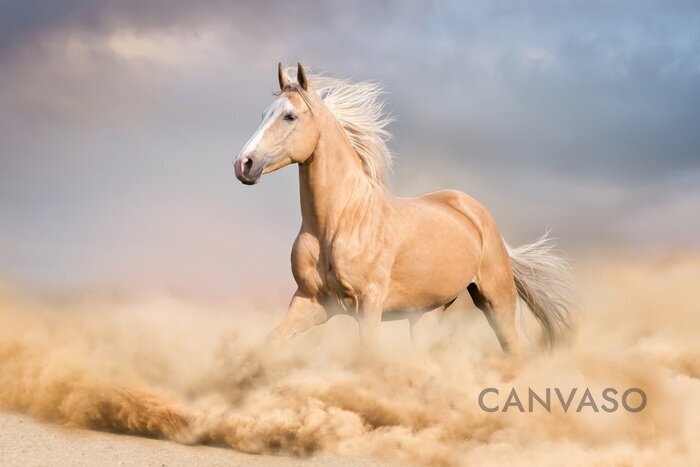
<box><xmin>233</xmin><ymin>63</ymin><xmax>574</xmax><ymax>352</ymax></box>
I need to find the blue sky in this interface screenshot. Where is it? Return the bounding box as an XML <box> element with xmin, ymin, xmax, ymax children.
<box><xmin>0</xmin><ymin>0</ymin><xmax>698</xmax><ymax>296</ymax></box>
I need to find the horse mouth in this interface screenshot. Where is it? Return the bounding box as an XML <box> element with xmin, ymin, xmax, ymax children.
<box><xmin>238</xmin><ymin>175</ymin><xmax>259</xmax><ymax>185</ymax></box>
<box><xmin>236</xmin><ymin>171</ymin><xmax>261</xmax><ymax>185</ymax></box>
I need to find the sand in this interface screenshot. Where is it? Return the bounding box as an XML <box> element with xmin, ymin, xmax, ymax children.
<box><xmin>0</xmin><ymin>256</ymin><xmax>698</xmax><ymax>466</ymax></box>
<box><xmin>0</xmin><ymin>411</ymin><xmax>385</xmax><ymax>466</ymax></box>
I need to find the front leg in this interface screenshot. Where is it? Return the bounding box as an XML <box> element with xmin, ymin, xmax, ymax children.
<box><xmin>267</xmin><ymin>291</ymin><xmax>328</xmax><ymax>344</ymax></box>
<box><xmin>357</xmin><ymin>293</ymin><xmax>384</xmax><ymax>346</ymax></box>
<box><xmin>409</xmin><ymin>307</ymin><xmax>443</xmax><ymax>349</ymax></box>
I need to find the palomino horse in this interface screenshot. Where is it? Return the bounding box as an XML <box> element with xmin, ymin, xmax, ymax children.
<box><xmin>234</xmin><ymin>63</ymin><xmax>573</xmax><ymax>352</ymax></box>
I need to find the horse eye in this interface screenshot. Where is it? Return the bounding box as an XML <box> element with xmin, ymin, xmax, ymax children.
<box><xmin>283</xmin><ymin>113</ymin><xmax>297</xmax><ymax>121</ymax></box>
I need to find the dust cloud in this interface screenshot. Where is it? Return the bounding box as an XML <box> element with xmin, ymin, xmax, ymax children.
<box><xmin>0</xmin><ymin>257</ymin><xmax>698</xmax><ymax>466</ymax></box>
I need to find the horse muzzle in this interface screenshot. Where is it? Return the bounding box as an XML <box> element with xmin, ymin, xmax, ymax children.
<box><xmin>234</xmin><ymin>155</ymin><xmax>263</xmax><ymax>185</ymax></box>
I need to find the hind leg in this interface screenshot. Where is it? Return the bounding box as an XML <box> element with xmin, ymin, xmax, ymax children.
<box><xmin>468</xmin><ymin>281</ymin><xmax>519</xmax><ymax>353</ymax></box>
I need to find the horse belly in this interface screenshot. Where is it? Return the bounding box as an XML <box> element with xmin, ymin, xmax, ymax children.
<box><xmin>383</xmin><ymin>216</ymin><xmax>481</xmax><ymax>312</ymax></box>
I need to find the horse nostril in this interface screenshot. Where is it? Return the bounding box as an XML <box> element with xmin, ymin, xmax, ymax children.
<box><xmin>242</xmin><ymin>157</ymin><xmax>253</xmax><ymax>174</ymax></box>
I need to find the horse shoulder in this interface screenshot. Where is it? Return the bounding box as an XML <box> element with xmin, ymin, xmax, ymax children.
<box><xmin>329</xmin><ymin>196</ymin><xmax>395</xmax><ymax>298</ymax></box>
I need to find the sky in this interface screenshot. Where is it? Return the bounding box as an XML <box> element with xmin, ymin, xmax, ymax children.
<box><xmin>0</xmin><ymin>0</ymin><xmax>699</xmax><ymax>297</ymax></box>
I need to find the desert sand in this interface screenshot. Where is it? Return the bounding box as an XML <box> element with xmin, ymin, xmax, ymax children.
<box><xmin>0</xmin><ymin>256</ymin><xmax>698</xmax><ymax>466</ymax></box>
<box><xmin>0</xmin><ymin>411</ymin><xmax>385</xmax><ymax>466</ymax></box>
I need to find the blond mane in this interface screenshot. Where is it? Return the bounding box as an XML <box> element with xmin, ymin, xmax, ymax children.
<box><xmin>287</xmin><ymin>68</ymin><xmax>394</xmax><ymax>184</ymax></box>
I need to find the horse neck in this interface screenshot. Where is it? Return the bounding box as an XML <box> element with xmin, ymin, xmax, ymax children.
<box><xmin>298</xmin><ymin>109</ymin><xmax>381</xmax><ymax>237</ymax></box>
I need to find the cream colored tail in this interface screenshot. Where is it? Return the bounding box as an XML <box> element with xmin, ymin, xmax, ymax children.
<box><xmin>507</xmin><ymin>232</ymin><xmax>576</xmax><ymax>349</ymax></box>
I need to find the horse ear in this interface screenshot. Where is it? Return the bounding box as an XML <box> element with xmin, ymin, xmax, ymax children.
<box><xmin>297</xmin><ymin>62</ymin><xmax>308</xmax><ymax>91</ymax></box>
<box><xmin>278</xmin><ymin>62</ymin><xmax>289</xmax><ymax>90</ymax></box>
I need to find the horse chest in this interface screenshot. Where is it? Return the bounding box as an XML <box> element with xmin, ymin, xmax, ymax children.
<box><xmin>293</xmin><ymin>231</ymin><xmax>383</xmax><ymax>308</ymax></box>
<box><xmin>323</xmin><ymin>253</ymin><xmax>353</xmax><ymax>294</ymax></box>
<box><xmin>322</xmin><ymin>243</ymin><xmax>368</xmax><ymax>306</ymax></box>
<box><xmin>322</xmin><ymin>266</ymin><xmax>352</xmax><ymax>310</ymax></box>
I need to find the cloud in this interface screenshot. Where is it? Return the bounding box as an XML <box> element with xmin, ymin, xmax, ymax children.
<box><xmin>0</xmin><ymin>1</ymin><xmax>699</xmax><ymax>293</ymax></box>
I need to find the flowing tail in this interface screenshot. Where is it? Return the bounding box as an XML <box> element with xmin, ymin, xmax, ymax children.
<box><xmin>507</xmin><ymin>232</ymin><xmax>576</xmax><ymax>349</ymax></box>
